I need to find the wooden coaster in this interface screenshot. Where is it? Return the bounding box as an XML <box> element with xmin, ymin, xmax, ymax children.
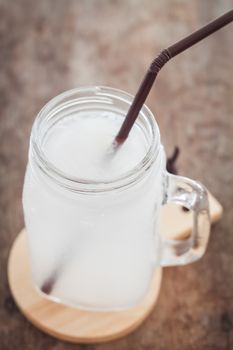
<box><xmin>8</xmin><ymin>231</ymin><xmax>162</xmax><ymax>343</ymax></box>
<box><xmin>8</xmin><ymin>192</ymin><xmax>222</xmax><ymax>343</ymax></box>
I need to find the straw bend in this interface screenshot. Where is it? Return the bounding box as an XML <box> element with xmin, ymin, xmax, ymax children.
<box><xmin>116</xmin><ymin>50</ymin><xmax>171</xmax><ymax>142</ymax></box>
<box><xmin>149</xmin><ymin>49</ymin><xmax>171</xmax><ymax>73</ymax></box>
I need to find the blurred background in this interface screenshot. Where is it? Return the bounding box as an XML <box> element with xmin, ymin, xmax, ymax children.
<box><xmin>0</xmin><ymin>0</ymin><xmax>233</xmax><ymax>349</ymax></box>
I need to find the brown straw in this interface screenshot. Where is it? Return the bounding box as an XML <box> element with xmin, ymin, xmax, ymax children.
<box><xmin>41</xmin><ymin>9</ymin><xmax>233</xmax><ymax>296</ymax></box>
<box><xmin>115</xmin><ymin>9</ymin><xmax>233</xmax><ymax>144</ymax></box>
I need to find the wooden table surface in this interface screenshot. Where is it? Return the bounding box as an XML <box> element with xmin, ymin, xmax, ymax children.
<box><xmin>0</xmin><ymin>1</ymin><xmax>233</xmax><ymax>349</ymax></box>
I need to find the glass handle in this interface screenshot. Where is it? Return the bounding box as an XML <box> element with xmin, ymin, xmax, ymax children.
<box><xmin>160</xmin><ymin>172</ymin><xmax>211</xmax><ymax>266</ymax></box>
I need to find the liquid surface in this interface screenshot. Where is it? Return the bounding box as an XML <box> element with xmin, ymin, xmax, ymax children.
<box><xmin>43</xmin><ymin>111</ymin><xmax>148</xmax><ymax>181</ymax></box>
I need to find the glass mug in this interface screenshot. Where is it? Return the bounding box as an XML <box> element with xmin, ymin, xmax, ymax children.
<box><xmin>23</xmin><ymin>86</ymin><xmax>210</xmax><ymax>310</ymax></box>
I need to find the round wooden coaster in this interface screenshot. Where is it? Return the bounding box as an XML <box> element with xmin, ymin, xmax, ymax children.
<box><xmin>8</xmin><ymin>230</ymin><xmax>162</xmax><ymax>344</ymax></box>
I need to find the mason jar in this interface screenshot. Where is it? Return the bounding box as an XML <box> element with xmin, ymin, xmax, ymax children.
<box><xmin>23</xmin><ymin>86</ymin><xmax>210</xmax><ymax>310</ymax></box>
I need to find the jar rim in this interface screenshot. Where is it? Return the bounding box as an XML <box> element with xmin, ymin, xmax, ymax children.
<box><xmin>31</xmin><ymin>86</ymin><xmax>161</xmax><ymax>193</ymax></box>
